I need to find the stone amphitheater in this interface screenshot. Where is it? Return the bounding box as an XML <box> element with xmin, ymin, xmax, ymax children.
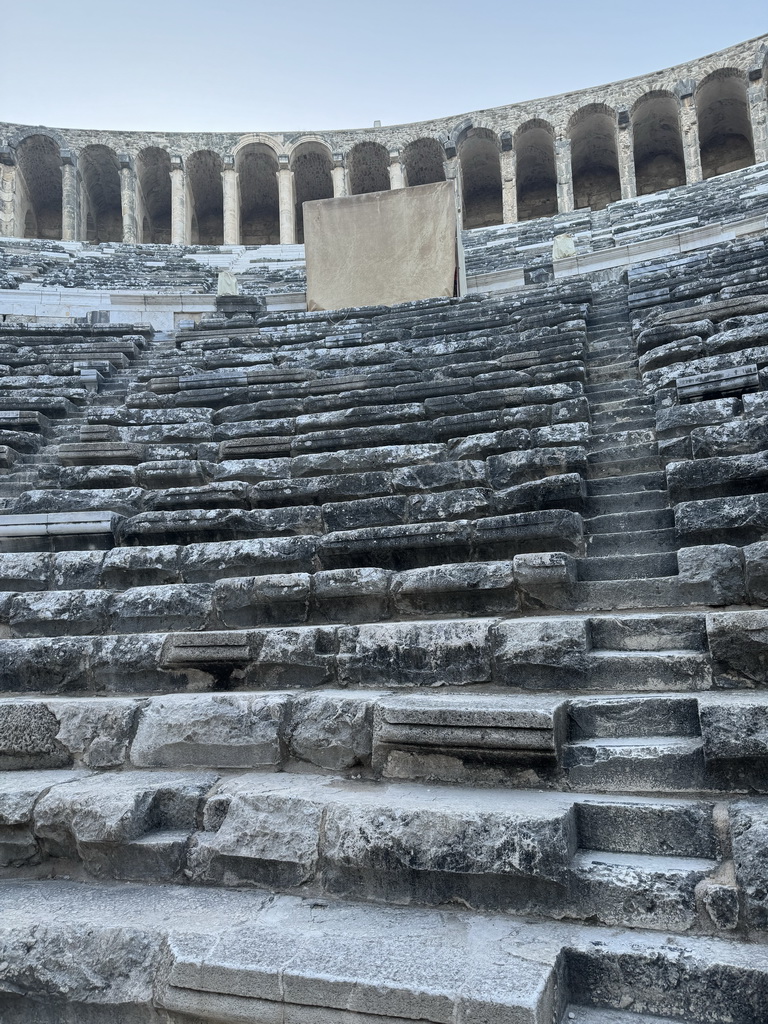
<box><xmin>0</xmin><ymin>29</ymin><xmax>767</xmax><ymax>1024</ymax></box>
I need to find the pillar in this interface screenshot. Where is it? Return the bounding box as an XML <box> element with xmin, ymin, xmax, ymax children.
<box><xmin>500</xmin><ymin>134</ymin><xmax>517</xmax><ymax>223</ymax></box>
<box><xmin>555</xmin><ymin>137</ymin><xmax>574</xmax><ymax>213</ymax></box>
<box><xmin>0</xmin><ymin>147</ymin><xmax>16</xmax><ymax>238</ymax></box>
<box><xmin>748</xmin><ymin>69</ymin><xmax>768</xmax><ymax>165</ymax></box>
<box><xmin>170</xmin><ymin>156</ymin><xmax>187</xmax><ymax>245</ymax></box>
<box><xmin>388</xmin><ymin>149</ymin><xmax>405</xmax><ymax>189</ymax></box>
<box><xmin>277</xmin><ymin>157</ymin><xmax>296</xmax><ymax>245</ymax></box>
<box><xmin>118</xmin><ymin>155</ymin><xmax>138</xmax><ymax>243</ymax></box>
<box><xmin>331</xmin><ymin>154</ymin><xmax>347</xmax><ymax>197</ymax></box>
<box><xmin>617</xmin><ymin>110</ymin><xmax>637</xmax><ymax>200</ymax></box>
<box><xmin>222</xmin><ymin>157</ymin><xmax>240</xmax><ymax>245</ymax></box>
<box><xmin>60</xmin><ymin>150</ymin><xmax>78</xmax><ymax>241</ymax></box>
<box><xmin>679</xmin><ymin>92</ymin><xmax>703</xmax><ymax>184</ymax></box>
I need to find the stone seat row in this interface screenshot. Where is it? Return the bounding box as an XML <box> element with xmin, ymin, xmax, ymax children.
<box><xmin>0</xmin><ymin>604</ymin><xmax>765</xmax><ymax>693</ymax></box>
<box><xmin>1</xmin><ymin>680</ymin><xmax>765</xmax><ymax>785</ymax></box>
<box><xmin>0</xmin><ymin>759</ymin><xmax>758</xmax><ymax>935</ymax></box>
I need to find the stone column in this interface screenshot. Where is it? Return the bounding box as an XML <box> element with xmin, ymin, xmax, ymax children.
<box><xmin>679</xmin><ymin>91</ymin><xmax>703</xmax><ymax>184</ymax></box>
<box><xmin>277</xmin><ymin>156</ymin><xmax>296</xmax><ymax>245</ymax></box>
<box><xmin>170</xmin><ymin>156</ymin><xmax>187</xmax><ymax>245</ymax></box>
<box><xmin>748</xmin><ymin>69</ymin><xmax>768</xmax><ymax>165</ymax></box>
<box><xmin>617</xmin><ymin>110</ymin><xmax>637</xmax><ymax>200</ymax></box>
<box><xmin>221</xmin><ymin>156</ymin><xmax>240</xmax><ymax>245</ymax></box>
<box><xmin>500</xmin><ymin>133</ymin><xmax>517</xmax><ymax>223</ymax></box>
<box><xmin>60</xmin><ymin>150</ymin><xmax>78</xmax><ymax>240</ymax></box>
<box><xmin>118</xmin><ymin>154</ymin><xmax>138</xmax><ymax>243</ymax></box>
<box><xmin>388</xmin><ymin>149</ymin><xmax>405</xmax><ymax>189</ymax></box>
<box><xmin>555</xmin><ymin>137</ymin><xmax>575</xmax><ymax>213</ymax></box>
<box><xmin>0</xmin><ymin>147</ymin><xmax>17</xmax><ymax>238</ymax></box>
<box><xmin>331</xmin><ymin>154</ymin><xmax>347</xmax><ymax>197</ymax></box>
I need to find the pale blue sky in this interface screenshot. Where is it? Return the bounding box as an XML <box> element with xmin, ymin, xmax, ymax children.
<box><xmin>3</xmin><ymin>0</ymin><xmax>766</xmax><ymax>132</ymax></box>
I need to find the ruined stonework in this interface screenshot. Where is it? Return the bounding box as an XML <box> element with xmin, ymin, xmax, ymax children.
<box><xmin>0</xmin><ymin>34</ymin><xmax>767</xmax><ymax>1024</ymax></box>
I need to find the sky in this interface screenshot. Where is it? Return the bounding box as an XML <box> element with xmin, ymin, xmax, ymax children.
<box><xmin>2</xmin><ymin>1</ymin><xmax>766</xmax><ymax>134</ymax></box>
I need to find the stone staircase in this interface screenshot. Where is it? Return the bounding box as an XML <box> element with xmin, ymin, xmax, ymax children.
<box><xmin>0</xmin><ymin>261</ymin><xmax>766</xmax><ymax>1021</ymax></box>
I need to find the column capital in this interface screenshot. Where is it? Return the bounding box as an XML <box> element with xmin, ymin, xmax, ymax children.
<box><xmin>170</xmin><ymin>154</ymin><xmax>184</xmax><ymax>171</ymax></box>
<box><xmin>277</xmin><ymin>154</ymin><xmax>291</xmax><ymax>170</ymax></box>
<box><xmin>60</xmin><ymin>148</ymin><xmax>76</xmax><ymax>167</ymax></box>
<box><xmin>0</xmin><ymin>146</ymin><xmax>15</xmax><ymax>166</ymax></box>
<box><xmin>617</xmin><ymin>109</ymin><xmax>630</xmax><ymax>129</ymax></box>
<box><xmin>118</xmin><ymin>153</ymin><xmax>133</xmax><ymax>172</ymax></box>
<box><xmin>332</xmin><ymin>152</ymin><xmax>345</xmax><ymax>169</ymax></box>
<box><xmin>749</xmin><ymin>67</ymin><xmax>763</xmax><ymax>83</ymax></box>
<box><xmin>500</xmin><ymin>131</ymin><xmax>513</xmax><ymax>152</ymax></box>
<box><xmin>675</xmin><ymin>78</ymin><xmax>695</xmax><ymax>102</ymax></box>
<box><xmin>388</xmin><ymin>148</ymin><xmax>401</xmax><ymax>164</ymax></box>
<box><xmin>223</xmin><ymin>154</ymin><xmax>236</xmax><ymax>171</ymax></box>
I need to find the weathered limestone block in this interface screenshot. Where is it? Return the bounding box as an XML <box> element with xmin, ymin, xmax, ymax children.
<box><xmin>141</xmin><ymin>482</ymin><xmax>250</xmax><ymax>512</ymax></box>
<box><xmin>34</xmin><ymin>770</ymin><xmax>217</xmax><ymax>879</ymax></box>
<box><xmin>639</xmin><ymin>336</ymin><xmax>706</xmax><ymax>373</ymax></box>
<box><xmin>338</xmin><ymin>620</ymin><xmax>494</xmax><ymax>688</ymax></box>
<box><xmin>391</xmin><ymin>561</ymin><xmax>518</xmax><ymax>617</ymax></box>
<box><xmin>101</xmin><ymin>544</ymin><xmax>181</xmax><ymax>588</ymax></box>
<box><xmin>486</xmin><ymin>447</ymin><xmax>587</xmax><ymax>489</ymax></box>
<box><xmin>492</xmin><ymin>617</ymin><xmax>588</xmax><ymax>687</ymax></box>
<box><xmin>637</xmin><ymin>319</ymin><xmax>715</xmax><ymax>355</ymax></box>
<box><xmin>60</xmin><ymin>464</ymin><xmax>139</xmax><ymax>489</ymax></box>
<box><xmin>492</xmin><ymin>474</ymin><xmax>585</xmax><ymax>514</ymax></box>
<box><xmin>291</xmin><ymin>443</ymin><xmax>446</xmax><ymax>477</ymax></box>
<box><xmin>213</xmin><ymin>574</ymin><xmax>311</xmax><ymax>627</ymax></box>
<box><xmin>179</xmin><ymin>536</ymin><xmax>317</xmax><ymax>582</ymax></box>
<box><xmin>474</xmin><ymin>510</ymin><xmax>584</xmax><ymax>558</ymax></box>
<box><xmin>407</xmin><ymin>488</ymin><xmax>489</xmax><ymax>523</ymax></box>
<box><xmin>109</xmin><ymin>583</ymin><xmax>214</xmax><ymax>633</ymax></box>
<box><xmin>49</xmin><ymin>698</ymin><xmax>138</xmax><ymax>768</ymax></box>
<box><xmin>320</xmin><ymin>520</ymin><xmax>472</xmax><ymax>571</ymax></box>
<box><xmin>0</xmin><ymin>552</ymin><xmax>50</xmax><ymax>591</ymax></box>
<box><xmin>130</xmin><ymin>693</ymin><xmax>287</xmax><ymax>768</ymax></box>
<box><xmin>190</xmin><ymin>775</ymin><xmax>327</xmax><ymax>887</ymax></box>
<box><xmin>10</xmin><ymin>589</ymin><xmax>110</xmax><ymax>638</ymax></box>
<box><xmin>248</xmin><ymin>625</ymin><xmax>339</xmax><ymax>688</ymax></box>
<box><xmin>668</xmin><ymin>453</ymin><xmax>768</xmax><ymax>503</ymax></box>
<box><xmin>12</xmin><ymin>487</ymin><xmax>141</xmax><ymax>517</ymax></box>
<box><xmin>0</xmin><ymin>701</ymin><xmax>69</xmax><ymax>769</ymax></box>
<box><xmin>676</xmin><ymin>544</ymin><xmax>746</xmax><ymax>606</ymax></box>
<box><xmin>287</xmin><ymin>692</ymin><xmax>374</xmax><ymax>769</ymax></box>
<box><xmin>730</xmin><ymin>801</ymin><xmax>768</xmax><ymax>928</ymax></box>
<box><xmin>0</xmin><ymin>769</ymin><xmax>88</xmax><ymax>868</ymax></box>
<box><xmin>391</xmin><ymin>460</ymin><xmax>486</xmax><ymax>492</ymax></box>
<box><xmin>691</xmin><ymin>417</ymin><xmax>768</xmax><ymax>459</ymax></box>
<box><xmin>136</xmin><ymin>460</ymin><xmax>211</xmax><ymax>489</ymax></box>
<box><xmin>675</xmin><ymin>494</ymin><xmax>768</xmax><ymax>544</ymax></box>
<box><xmin>655</xmin><ymin>398</ymin><xmax>740</xmax><ymax>439</ymax></box>
<box><xmin>322</xmin><ymin>495</ymin><xmax>409</xmax><ymax>532</ymax></box>
<box><xmin>313</xmin><ymin>567</ymin><xmax>391</xmax><ymax>623</ymax></box>
<box><xmin>699</xmin><ymin>694</ymin><xmax>768</xmax><ymax>761</ymax></box>
<box><xmin>58</xmin><ymin>443</ymin><xmax>145</xmax><ymax>467</ymax></box>
<box><xmin>706</xmin><ymin>610</ymin><xmax>768</xmax><ymax>685</ymax></box>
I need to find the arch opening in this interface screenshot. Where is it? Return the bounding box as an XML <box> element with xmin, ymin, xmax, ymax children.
<box><xmin>80</xmin><ymin>144</ymin><xmax>122</xmax><ymax>242</ymax></box>
<box><xmin>459</xmin><ymin>129</ymin><xmax>502</xmax><ymax>228</ymax></box>
<box><xmin>348</xmin><ymin>142</ymin><xmax>390</xmax><ymax>195</ymax></box>
<box><xmin>137</xmin><ymin>147</ymin><xmax>171</xmax><ymax>243</ymax></box>
<box><xmin>697</xmin><ymin>71</ymin><xmax>755</xmax><ymax>179</ymax></box>
<box><xmin>632</xmin><ymin>93</ymin><xmax>685</xmax><ymax>195</ymax></box>
<box><xmin>292</xmin><ymin>143</ymin><xmax>334</xmax><ymax>244</ymax></box>
<box><xmin>403</xmin><ymin>138</ymin><xmax>446</xmax><ymax>187</ymax></box>
<box><xmin>570</xmin><ymin>107</ymin><xmax>621</xmax><ymax>211</ymax></box>
<box><xmin>187</xmin><ymin>150</ymin><xmax>223</xmax><ymax>245</ymax></box>
<box><xmin>237</xmin><ymin>144</ymin><xmax>279</xmax><ymax>245</ymax></box>
<box><xmin>515</xmin><ymin>123</ymin><xmax>557</xmax><ymax>221</ymax></box>
<box><xmin>15</xmin><ymin>134</ymin><xmax>62</xmax><ymax>240</ymax></box>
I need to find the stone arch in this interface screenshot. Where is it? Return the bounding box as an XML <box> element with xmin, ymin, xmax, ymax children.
<box><xmin>136</xmin><ymin>147</ymin><xmax>171</xmax><ymax>243</ymax></box>
<box><xmin>402</xmin><ymin>138</ymin><xmax>446</xmax><ymax>187</ymax></box>
<box><xmin>236</xmin><ymin>142</ymin><xmax>279</xmax><ymax>245</ymax></box>
<box><xmin>187</xmin><ymin>149</ymin><xmax>223</xmax><ymax>245</ymax></box>
<box><xmin>631</xmin><ymin>91</ymin><xmax>686</xmax><ymax>195</ymax></box>
<box><xmin>290</xmin><ymin>141</ymin><xmax>334</xmax><ymax>244</ymax></box>
<box><xmin>79</xmin><ymin>144</ymin><xmax>122</xmax><ymax>242</ymax></box>
<box><xmin>514</xmin><ymin>119</ymin><xmax>557</xmax><ymax>221</ymax></box>
<box><xmin>15</xmin><ymin>133</ymin><xmax>62</xmax><ymax>240</ymax></box>
<box><xmin>458</xmin><ymin>127</ymin><xmax>502</xmax><ymax>229</ymax></box>
<box><xmin>696</xmin><ymin>69</ymin><xmax>755</xmax><ymax>179</ymax></box>
<box><xmin>348</xmin><ymin>142</ymin><xmax>390</xmax><ymax>195</ymax></box>
<box><xmin>569</xmin><ymin>104</ymin><xmax>621</xmax><ymax>211</ymax></box>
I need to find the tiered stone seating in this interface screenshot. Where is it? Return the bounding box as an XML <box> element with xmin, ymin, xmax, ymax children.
<box><xmin>2</xmin><ymin>253</ymin><xmax>768</xmax><ymax>1021</ymax></box>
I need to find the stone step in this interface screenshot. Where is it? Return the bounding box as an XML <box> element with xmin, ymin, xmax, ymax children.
<box><xmin>583</xmin><ymin>490</ymin><xmax>669</xmax><ymax>515</ymax></box>
<box><xmin>590</xmin><ymin>414</ymin><xmax>655</xmax><ymax>434</ymax></box>
<box><xmin>587</xmin><ymin>433</ymin><xmax>656</xmax><ymax>455</ymax></box>
<box><xmin>576</xmin><ymin>552</ymin><xmax>677</xmax><ymax>581</ymax></box>
<box><xmin>586</xmin><ymin>454</ymin><xmax>662</xmax><ymax>479</ymax></box>
<box><xmin>585</xmin><ymin>651</ymin><xmax>712</xmax><ymax>690</ymax></box>
<box><xmin>584</xmin><ymin>509</ymin><xmax>673</xmax><ymax>535</ymax></box>
<box><xmin>1</xmin><ymin>879</ymin><xmax>764</xmax><ymax>1024</ymax></box>
<box><xmin>565</xmin><ymin>734</ymin><xmax>706</xmax><ymax>794</ymax></box>
<box><xmin>588</xmin><ymin>614</ymin><xmax>707</xmax><ymax>652</ymax></box>
<box><xmin>585</xmin><ymin>527</ymin><xmax>677</xmax><ymax>556</ymax></box>
<box><xmin>586</xmin><ymin>471</ymin><xmax>666</xmax><ymax>496</ymax></box>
